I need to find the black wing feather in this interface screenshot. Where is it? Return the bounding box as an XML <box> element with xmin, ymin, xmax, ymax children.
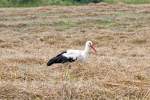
<box><xmin>47</xmin><ymin>51</ymin><xmax>76</xmax><ymax>66</ymax></box>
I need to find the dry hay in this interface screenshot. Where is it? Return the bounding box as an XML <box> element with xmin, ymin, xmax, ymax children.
<box><xmin>0</xmin><ymin>3</ymin><xmax>150</xmax><ymax>100</ymax></box>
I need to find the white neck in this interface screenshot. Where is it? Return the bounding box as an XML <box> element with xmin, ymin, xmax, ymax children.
<box><xmin>83</xmin><ymin>44</ymin><xmax>90</xmax><ymax>54</ymax></box>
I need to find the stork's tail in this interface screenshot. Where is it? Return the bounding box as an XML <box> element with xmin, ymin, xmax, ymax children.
<box><xmin>47</xmin><ymin>51</ymin><xmax>67</xmax><ymax>66</ymax></box>
<box><xmin>47</xmin><ymin>57</ymin><xmax>57</xmax><ymax>66</ymax></box>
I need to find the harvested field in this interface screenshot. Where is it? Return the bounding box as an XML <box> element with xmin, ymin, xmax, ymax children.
<box><xmin>0</xmin><ymin>3</ymin><xmax>150</xmax><ymax>100</ymax></box>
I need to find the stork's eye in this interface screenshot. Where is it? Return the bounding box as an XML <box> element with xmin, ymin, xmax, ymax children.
<box><xmin>90</xmin><ymin>42</ymin><xmax>92</xmax><ymax>45</ymax></box>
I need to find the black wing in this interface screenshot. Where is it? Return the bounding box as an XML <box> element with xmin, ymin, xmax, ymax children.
<box><xmin>47</xmin><ymin>51</ymin><xmax>76</xmax><ymax>66</ymax></box>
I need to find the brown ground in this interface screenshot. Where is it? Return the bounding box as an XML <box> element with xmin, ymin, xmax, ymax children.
<box><xmin>0</xmin><ymin>3</ymin><xmax>150</xmax><ymax>100</ymax></box>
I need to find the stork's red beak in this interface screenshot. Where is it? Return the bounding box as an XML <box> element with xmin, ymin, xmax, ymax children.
<box><xmin>90</xmin><ymin>44</ymin><xmax>97</xmax><ymax>54</ymax></box>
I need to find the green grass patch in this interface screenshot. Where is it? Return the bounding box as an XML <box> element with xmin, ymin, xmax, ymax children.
<box><xmin>124</xmin><ymin>0</ymin><xmax>150</xmax><ymax>4</ymax></box>
<box><xmin>94</xmin><ymin>19</ymin><xmax>115</xmax><ymax>28</ymax></box>
<box><xmin>103</xmin><ymin>0</ymin><xmax>117</xmax><ymax>3</ymax></box>
<box><xmin>0</xmin><ymin>0</ymin><xmax>77</xmax><ymax>7</ymax></box>
<box><xmin>53</xmin><ymin>19</ymin><xmax>78</xmax><ymax>31</ymax></box>
<box><xmin>0</xmin><ymin>0</ymin><xmax>43</xmax><ymax>7</ymax></box>
<box><xmin>103</xmin><ymin>0</ymin><xmax>150</xmax><ymax>4</ymax></box>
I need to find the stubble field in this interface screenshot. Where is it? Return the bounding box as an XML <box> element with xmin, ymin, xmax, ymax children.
<box><xmin>0</xmin><ymin>3</ymin><xmax>150</xmax><ymax>100</ymax></box>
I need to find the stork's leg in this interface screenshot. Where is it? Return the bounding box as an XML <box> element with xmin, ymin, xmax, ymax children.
<box><xmin>61</xmin><ymin>65</ymin><xmax>63</xmax><ymax>81</ymax></box>
<box><xmin>61</xmin><ymin>63</ymin><xmax>69</xmax><ymax>81</ymax></box>
<box><xmin>62</xmin><ymin>63</ymin><xmax>72</xmax><ymax>81</ymax></box>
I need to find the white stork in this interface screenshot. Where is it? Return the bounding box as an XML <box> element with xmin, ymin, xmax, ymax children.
<box><xmin>47</xmin><ymin>41</ymin><xmax>96</xmax><ymax>66</ymax></box>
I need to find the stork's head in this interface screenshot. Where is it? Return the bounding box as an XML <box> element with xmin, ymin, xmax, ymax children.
<box><xmin>86</xmin><ymin>41</ymin><xmax>97</xmax><ymax>53</ymax></box>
